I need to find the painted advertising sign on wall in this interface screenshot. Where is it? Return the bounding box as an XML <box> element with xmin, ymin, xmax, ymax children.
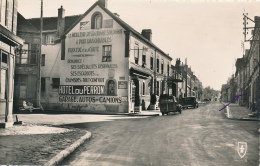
<box><xmin>59</xmin><ymin>7</ymin><xmax>128</xmax><ymax>112</ymax></box>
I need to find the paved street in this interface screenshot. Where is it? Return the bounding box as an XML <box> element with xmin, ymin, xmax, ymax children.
<box><xmin>57</xmin><ymin>102</ymin><xmax>258</xmax><ymax>166</ymax></box>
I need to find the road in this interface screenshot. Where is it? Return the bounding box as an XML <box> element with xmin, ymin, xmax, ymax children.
<box><xmin>57</xmin><ymin>102</ymin><xmax>259</xmax><ymax>166</ymax></box>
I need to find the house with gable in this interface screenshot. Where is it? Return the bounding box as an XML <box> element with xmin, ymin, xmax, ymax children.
<box><xmin>18</xmin><ymin>0</ymin><xmax>173</xmax><ymax>113</ymax></box>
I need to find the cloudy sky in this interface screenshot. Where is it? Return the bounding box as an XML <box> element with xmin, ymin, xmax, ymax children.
<box><xmin>18</xmin><ymin>0</ymin><xmax>260</xmax><ymax>91</ymax></box>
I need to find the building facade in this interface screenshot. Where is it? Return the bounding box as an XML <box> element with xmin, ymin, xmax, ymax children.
<box><xmin>17</xmin><ymin>0</ymin><xmax>173</xmax><ymax>113</ymax></box>
<box><xmin>0</xmin><ymin>0</ymin><xmax>23</xmax><ymax>128</ymax></box>
<box><xmin>223</xmin><ymin>16</ymin><xmax>259</xmax><ymax>113</ymax></box>
<box><xmin>170</xmin><ymin>58</ymin><xmax>202</xmax><ymax>101</ymax></box>
<box><xmin>14</xmin><ymin>13</ymin><xmax>40</xmax><ymax>110</ymax></box>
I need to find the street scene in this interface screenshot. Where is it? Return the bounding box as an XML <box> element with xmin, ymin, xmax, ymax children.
<box><xmin>0</xmin><ymin>0</ymin><xmax>259</xmax><ymax>165</ymax></box>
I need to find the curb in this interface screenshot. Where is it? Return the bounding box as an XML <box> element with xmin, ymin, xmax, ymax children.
<box><xmin>220</xmin><ymin>103</ymin><xmax>259</xmax><ymax>121</ymax></box>
<box><xmin>225</xmin><ymin>117</ymin><xmax>259</xmax><ymax>121</ymax></box>
<box><xmin>127</xmin><ymin>113</ymin><xmax>160</xmax><ymax>116</ymax></box>
<box><xmin>44</xmin><ymin>131</ymin><xmax>92</xmax><ymax>166</ymax></box>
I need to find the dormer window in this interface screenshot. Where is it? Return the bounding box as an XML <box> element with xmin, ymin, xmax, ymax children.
<box><xmin>91</xmin><ymin>12</ymin><xmax>103</xmax><ymax>29</ymax></box>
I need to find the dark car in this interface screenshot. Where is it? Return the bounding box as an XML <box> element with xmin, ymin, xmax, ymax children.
<box><xmin>159</xmin><ymin>94</ymin><xmax>182</xmax><ymax>115</ymax></box>
<box><xmin>179</xmin><ymin>97</ymin><xmax>198</xmax><ymax>109</ymax></box>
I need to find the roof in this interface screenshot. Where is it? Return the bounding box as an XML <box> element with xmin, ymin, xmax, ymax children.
<box><xmin>26</xmin><ymin>15</ymin><xmax>82</xmax><ymax>32</ymax></box>
<box><xmin>25</xmin><ymin>1</ymin><xmax>172</xmax><ymax>60</ymax></box>
<box><xmin>17</xmin><ymin>12</ymin><xmax>39</xmax><ymax>33</ymax></box>
<box><xmin>62</xmin><ymin>1</ymin><xmax>172</xmax><ymax>60</ymax></box>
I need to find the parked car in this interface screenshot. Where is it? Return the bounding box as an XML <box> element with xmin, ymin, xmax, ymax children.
<box><xmin>179</xmin><ymin>97</ymin><xmax>199</xmax><ymax>109</ymax></box>
<box><xmin>159</xmin><ymin>94</ymin><xmax>182</xmax><ymax>115</ymax></box>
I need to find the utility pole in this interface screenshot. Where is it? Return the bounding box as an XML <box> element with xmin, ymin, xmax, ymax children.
<box><xmin>37</xmin><ymin>0</ymin><xmax>43</xmax><ymax>108</ymax></box>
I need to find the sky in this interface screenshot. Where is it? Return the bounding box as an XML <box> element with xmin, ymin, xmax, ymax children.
<box><xmin>18</xmin><ymin>0</ymin><xmax>260</xmax><ymax>91</ymax></box>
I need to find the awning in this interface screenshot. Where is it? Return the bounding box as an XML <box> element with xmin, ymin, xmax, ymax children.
<box><xmin>167</xmin><ymin>77</ymin><xmax>183</xmax><ymax>83</ymax></box>
<box><xmin>130</xmin><ymin>67</ymin><xmax>151</xmax><ymax>79</ymax></box>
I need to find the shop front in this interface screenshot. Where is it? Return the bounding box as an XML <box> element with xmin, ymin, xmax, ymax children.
<box><xmin>129</xmin><ymin>66</ymin><xmax>152</xmax><ymax>113</ymax></box>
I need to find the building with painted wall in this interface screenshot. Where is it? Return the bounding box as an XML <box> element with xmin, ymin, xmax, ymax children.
<box><xmin>0</xmin><ymin>0</ymin><xmax>23</xmax><ymax>128</ymax></box>
<box><xmin>18</xmin><ymin>0</ymin><xmax>172</xmax><ymax>113</ymax></box>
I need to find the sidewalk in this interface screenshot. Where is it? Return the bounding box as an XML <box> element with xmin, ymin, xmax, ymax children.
<box><xmin>0</xmin><ymin>123</ymin><xmax>91</xmax><ymax>165</ymax></box>
<box><xmin>128</xmin><ymin>109</ymin><xmax>161</xmax><ymax>116</ymax></box>
<box><xmin>221</xmin><ymin>102</ymin><xmax>259</xmax><ymax>121</ymax></box>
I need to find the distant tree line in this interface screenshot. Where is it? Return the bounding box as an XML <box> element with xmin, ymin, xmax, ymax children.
<box><xmin>203</xmin><ymin>86</ymin><xmax>220</xmax><ymax>100</ymax></box>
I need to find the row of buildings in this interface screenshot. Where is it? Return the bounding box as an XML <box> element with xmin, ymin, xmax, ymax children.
<box><xmin>0</xmin><ymin>0</ymin><xmax>203</xmax><ymax>127</ymax></box>
<box><xmin>170</xmin><ymin>58</ymin><xmax>203</xmax><ymax>102</ymax></box>
<box><xmin>221</xmin><ymin>16</ymin><xmax>259</xmax><ymax>113</ymax></box>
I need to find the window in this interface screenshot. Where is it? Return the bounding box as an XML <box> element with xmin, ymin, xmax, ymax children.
<box><xmin>21</xmin><ymin>44</ymin><xmax>28</xmax><ymax>64</ymax></box>
<box><xmin>156</xmin><ymin>81</ymin><xmax>159</xmax><ymax>95</ymax></box>
<box><xmin>2</xmin><ymin>52</ymin><xmax>7</xmax><ymax>64</ymax></box>
<box><xmin>95</xmin><ymin>15</ymin><xmax>102</xmax><ymax>29</ymax></box>
<box><xmin>134</xmin><ymin>44</ymin><xmax>139</xmax><ymax>64</ymax></box>
<box><xmin>16</xmin><ymin>43</ymin><xmax>38</xmax><ymax>65</ymax></box>
<box><xmin>30</xmin><ymin>44</ymin><xmax>37</xmax><ymax>64</ymax></box>
<box><xmin>157</xmin><ymin>58</ymin><xmax>159</xmax><ymax>72</ymax></box>
<box><xmin>46</xmin><ymin>34</ymin><xmax>55</xmax><ymax>44</ymax></box>
<box><xmin>5</xmin><ymin>0</ymin><xmax>9</xmax><ymax>27</ymax></box>
<box><xmin>41</xmin><ymin>77</ymin><xmax>46</xmax><ymax>92</ymax></box>
<box><xmin>161</xmin><ymin>81</ymin><xmax>164</xmax><ymax>94</ymax></box>
<box><xmin>167</xmin><ymin>63</ymin><xmax>170</xmax><ymax>76</ymax></box>
<box><xmin>150</xmin><ymin>56</ymin><xmax>153</xmax><ymax>70</ymax></box>
<box><xmin>142</xmin><ymin>82</ymin><xmax>145</xmax><ymax>95</ymax></box>
<box><xmin>91</xmin><ymin>12</ymin><xmax>102</xmax><ymax>29</ymax></box>
<box><xmin>41</xmin><ymin>54</ymin><xmax>45</xmax><ymax>66</ymax></box>
<box><xmin>52</xmin><ymin>78</ymin><xmax>60</xmax><ymax>89</ymax></box>
<box><xmin>107</xmin><ymin>80</ymin><xmax>115</xmax><ymax>95</ymax></box>
<box><xmin>161</xmin><ymin>59</ymin><xmax>164</xmax><ymax>74</ymax></box>
<box><xmin>102</xmin><ymin>45</ymin><xmax>112</xmax><ymax>62</ymax></box>
<box><xmin>142</xmin><ymin>54</ymin><xmax>146</xmax><ymax>68</ymax></box>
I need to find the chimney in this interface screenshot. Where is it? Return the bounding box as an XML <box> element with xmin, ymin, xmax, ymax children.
<box><xmin>176</xmin><ymin>58</ymin><xmax>181</xmax><ymax>66</ymax></box>
<box><xmin>57</xmin><ymin>6</ymin><xmax>65</xmax><ymax>38</ymax></box>
<box><xmin>98</xmin><ymin>0</ymin><xmax>107</xmax><ymax>8</ymax></box>
<box><xmin>141</xmin><ymin>29</ymin><xmax>152</xmax><ymax>42</ymax></box>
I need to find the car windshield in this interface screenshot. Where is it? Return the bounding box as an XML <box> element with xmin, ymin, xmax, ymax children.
<box><xmin>183</xmin><ymin>97</ymin><xmax>195</xmax><ymax>102</ymax></box>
